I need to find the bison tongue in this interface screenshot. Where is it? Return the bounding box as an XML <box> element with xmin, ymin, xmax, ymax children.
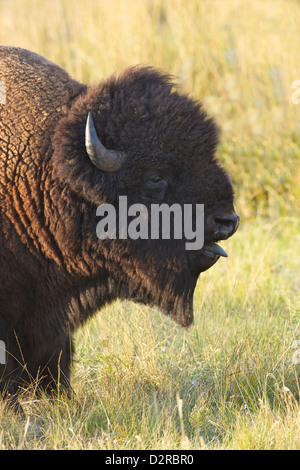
<box><xmin>202</xmin><ymin>243</ymin><xmax>228</xmax><ymax>259</ymax></box>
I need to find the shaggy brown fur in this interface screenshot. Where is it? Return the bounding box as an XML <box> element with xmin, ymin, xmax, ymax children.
<box><xmin>0</xmin><ymin>47</ymin><xmax>238</xmax><ymax>413</ymax></box>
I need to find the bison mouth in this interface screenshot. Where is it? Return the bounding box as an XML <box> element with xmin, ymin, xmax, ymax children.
<box><xmin>200</xmin><ymin>242</ymin><xmax>228</xmax><ymax>260</ymax></box>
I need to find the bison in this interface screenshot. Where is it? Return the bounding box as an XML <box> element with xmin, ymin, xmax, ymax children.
<box><xmin>0</xmin><ymin>46</ymin><xmax>239</xmax><ymax>413</ymax></box>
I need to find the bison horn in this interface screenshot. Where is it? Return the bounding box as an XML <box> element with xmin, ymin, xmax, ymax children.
<box><xmin>85</xmin><ymin>112</ymin><xmax>126</xmax><ymax>172</ymax></box>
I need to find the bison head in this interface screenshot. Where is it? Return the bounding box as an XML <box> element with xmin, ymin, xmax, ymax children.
<box><xmin>52</xmin><ymin>66</ymin><xmax>239</xmax><ymax>327</ymax></box>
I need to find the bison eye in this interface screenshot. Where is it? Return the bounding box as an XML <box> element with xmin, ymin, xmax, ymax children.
<box><xmin>143</xmin><ymin>175</ymin><xmax>168</xmax><ymax>202</ymax></box>
<box><xmin>151</xmin><ymin>176</ymin><xmax>162</xmax><ymax>183</ymax></box>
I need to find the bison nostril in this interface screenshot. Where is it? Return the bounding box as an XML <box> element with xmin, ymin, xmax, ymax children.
<box><xmin>214</xmin><ymin>212</ymin><xmax>240</xmax><ymax>238</ymax></box>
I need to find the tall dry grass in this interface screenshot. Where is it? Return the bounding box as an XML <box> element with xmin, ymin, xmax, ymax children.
<box><xmin>0</xmin><ymin>0</ymin><xmax>299</xmax><ymax>449</ymax></box>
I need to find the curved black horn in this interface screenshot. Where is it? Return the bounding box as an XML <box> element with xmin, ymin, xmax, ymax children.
<box><xmin>85</xmin><ymin>112</ymin><xmax>126</xmax><ymax>172</ymax></box>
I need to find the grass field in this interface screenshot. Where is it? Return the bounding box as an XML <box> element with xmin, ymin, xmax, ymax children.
<box><xmin>0</xmin><ymin>0</ymin><xmax>299</xmax><ymax>450</ymax></box>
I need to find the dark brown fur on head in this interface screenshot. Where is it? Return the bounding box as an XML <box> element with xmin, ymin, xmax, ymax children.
<box><xmin>52</xmin><ymin>66</ymin><xmax>232</xmax><ymax>206</ymax></box>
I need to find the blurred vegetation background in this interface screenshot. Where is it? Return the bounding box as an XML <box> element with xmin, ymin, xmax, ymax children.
<box><xmin>0</xmin><ymin>1</ymin><xmax>299</xmax><ymax>449</ymax></box>
<box><xmin>1</xmin><ymin>0</ymin><xmax>300</xmax><ymax>220</ymax></box>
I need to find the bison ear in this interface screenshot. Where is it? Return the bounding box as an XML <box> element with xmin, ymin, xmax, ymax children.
<box><xmin>85</xmin><ymin>112</ymin><xmax>126</xmax><ymax>172</ymax></box>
